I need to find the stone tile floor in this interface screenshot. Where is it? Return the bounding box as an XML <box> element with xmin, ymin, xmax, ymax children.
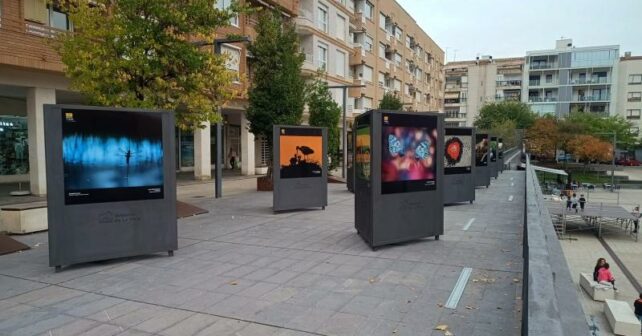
<box><xmin>0</xmin><ymin>171</ymin><xmax>525</xmax><ymax>336</ymax></box>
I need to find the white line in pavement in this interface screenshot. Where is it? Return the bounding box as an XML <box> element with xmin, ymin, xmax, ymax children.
<box><xmin>463</xmin><ymin>218</ymin><xmax>476</xmax><ymax>231</ymax></box>
<box><xmin>506</xmin><ymin>150</ymin><xmax>521</xmax><ymax>165</ymax></box>
<box><xmin>511</xmin><ymin>183</ymin><xmax>515</xmax><ymax>187</ymax></box>
<box><xmin>508</xmin><ymin>195</ymin><xmax>514</xmax><ymax>202</ymax></box>
<box><xmin>445</xmin><ymin>267</ymin><xmax>473</xmax><ymax>309</ymax></box>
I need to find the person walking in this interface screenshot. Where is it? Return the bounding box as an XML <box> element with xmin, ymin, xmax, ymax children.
<box><xmin>634</xmin><ymin>293</ymin><xmax>642</xmax><ymax>333</ymax></box>
<box><xmin>632</xmin><ymin>206</ymin><xmax>640</xmax><ymax>234</ymax></box>
<box><xmin>571</xmin><ymin>193</ymin><xmax>579</xmax><ymax>213</ymax></box>
<box><xmin>579</xmin><ymin>194</ymin><xmax>587</xmax><ymax>212</ymax></box>
<box><xmin>566</xmin><ymin>192</ymin><xmax>572</xmax><ymax>211</ymax></box>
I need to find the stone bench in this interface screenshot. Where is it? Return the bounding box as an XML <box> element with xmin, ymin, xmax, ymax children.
<box><xmin>0</xmin><ymin>202</ymin><xmax>48</xmax><ymax>234</ymax></box>
<box><xmin>579</xmin><ymin>272</ymin><xmax>614</xmax><ymax>301</ymax></box>
<box><xmin>605</xmin><ymin>299</ymin><xmax>641</xmax><ymax>336</ymax></box>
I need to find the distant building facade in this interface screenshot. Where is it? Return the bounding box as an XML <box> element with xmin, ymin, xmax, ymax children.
<box><xmin>616</xmin><ymin>52</ymin><xmax>642</xmax><ymax>136</ymax></box>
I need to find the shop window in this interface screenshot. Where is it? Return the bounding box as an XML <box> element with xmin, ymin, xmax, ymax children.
<box><xmin>0</xmin><ymin>116</ymin><xmax>29</xmax><ymax>175</ymax></box>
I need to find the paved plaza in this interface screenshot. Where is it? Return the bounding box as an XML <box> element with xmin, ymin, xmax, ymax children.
<box><xmin>0</xmin><ymin>171</ymin><xmax>525</xmax><ymax>336</ymax></box>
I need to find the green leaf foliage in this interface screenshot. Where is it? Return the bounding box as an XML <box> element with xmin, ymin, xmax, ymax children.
<box><xmin>378</xmin><ymin>92</ymin><xmax>403</xmax><ymax>110</ymax></box>
<box><xmin>474</xmin><ymin>101</ymin><xmax>537</xmax><ymax>130</ymax></box>
<box><xmin>307</xmin><ymin>76</ymin><xmax>341</xmax><ymax>170</ymax></box>
<box><xmin>564</xmin><ymin>111</ymin><xmax>637</xmax><ymax>149</ymax></box>
<box><xmin>246</xmin><ymin>10</ymin><xmax>305</xmax><ymax>150</ymax></box>
<box><xmin>54</xmin><ymin>0</ymin><xmax>242</xmax><ymax>130</ymax></box>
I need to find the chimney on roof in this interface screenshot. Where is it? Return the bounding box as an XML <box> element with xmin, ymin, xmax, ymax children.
<box><xmin>556</xmin><ymin>38</ymin><xmax>573</xmax><ymax>50</ymax></box>
<box><xmin>625</xmin><ymin>51</ymin><xmax>632</xmax><ymax>58</ymax></box>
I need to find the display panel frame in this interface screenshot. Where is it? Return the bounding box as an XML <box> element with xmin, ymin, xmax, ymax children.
<box><xmin>380</xmin><ymin>113</ymin><xmax>438</xmax><ymax>195</ymax></box>
<box><xmin>490</xmin><ymin>136</ymin><xmax>498</xmax><ymax>162</ymax></box>
<box><xmin>444</xmin><ymin>128</ymin><xmax>473</xmax><ymax>175</ymax></box>
<box><xmin>278</xmin><ymin>127</ymin><xmax>324</xmax><ymax>179</ymax></box>
<box><xmin>475</xmin><ymin>134</ymin><xmax>490</xmax><ymax>167</ymax></box>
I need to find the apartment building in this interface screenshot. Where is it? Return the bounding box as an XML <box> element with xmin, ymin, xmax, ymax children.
<box><xmin>443</xmin><ymin>56</ymin><xmax>524</xmax><ymax>127</ymax></box>
<box><xmin>523</xmin><ymin>39</ymin><xmax>619</xmax><ymax>117</ymax></box>
<box><xmin>616</xmin><ymin>52</ymin><xmax>642</xmax><ymax>136</ymax></box>
<box><xmin>0</xmin><ymin>0</ymin><xmax>443</xmax><ymax>195</ymax></box>
<box><xmin>348</xmin><ymin>0</ymin><xmax>444</xmax><ymax>114</ymax></box>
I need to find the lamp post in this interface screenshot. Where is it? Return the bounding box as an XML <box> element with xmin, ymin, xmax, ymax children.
<box><xmin>193</xmin><ymin>36</ymin><xmax>251</xmax><ymax>198</ymax></box>
<box><xmin>327</xmin><ymin>84</ymin><xmax>366</xmax><ymax>178</ymax></box>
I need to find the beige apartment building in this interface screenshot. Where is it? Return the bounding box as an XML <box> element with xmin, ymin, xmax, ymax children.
<box><xmin>443</xmin><ymin>56</ymin><xmax>524</xmax><ymax>127</ymax></box>
<box><xmin>617</xmin><ymin>52</ymin><xmax>642</xmax><ymax>136</ymax></box>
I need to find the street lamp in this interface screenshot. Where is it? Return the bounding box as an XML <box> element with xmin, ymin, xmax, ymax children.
<box><xmin>193</xmin><ymin>36</ymin><xmax>251</xmax><ymax>198</ymax></box>
<box><xmin>327</xmin><ymin>84</ymin><xmax>366</xmax><ymax>179</ymax></box>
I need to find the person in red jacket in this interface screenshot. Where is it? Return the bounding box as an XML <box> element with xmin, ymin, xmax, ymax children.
<box><xmin>597</xmin><ymin>263</ymin><xmax>617</xmax><ymax>290</ymax></box>
<box><xmin>633</xmin><ymin>293</ymin><xmax>642</xmax><ymax>333</ymax></box>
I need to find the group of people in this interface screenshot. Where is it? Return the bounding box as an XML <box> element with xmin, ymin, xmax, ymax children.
<box><xmin>594</xmin><ymin>258</ymin><xmax>642</xmax><ymax>331</ymax></box>
<box><xmin>562</xmin><ymin>192</ymin><xmax>587</xmax><ymax>213</ymax></box>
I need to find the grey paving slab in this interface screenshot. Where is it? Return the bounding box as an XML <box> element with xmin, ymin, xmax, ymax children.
<box><xmin>0</xmin><ymin>171</ymin><xmax>524</xmax><ymax>335</ymax></box>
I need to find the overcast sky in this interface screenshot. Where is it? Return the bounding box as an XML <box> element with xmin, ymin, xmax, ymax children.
<box><xmin>396</xmin><ymin>0</ymin><xmax>642</xmax><ymax>62</ymax></box>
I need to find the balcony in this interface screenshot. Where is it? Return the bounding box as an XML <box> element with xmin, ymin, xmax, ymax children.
<box><xmin>528</xmin><ymin>97</ymin><xmax>557</xmax><ymax>103</ymax></box>
<box><xmin>294</xmin><ymin>9</ymin><xmax>316</xmax><ymax>35</ymax></box>
<box><xmin>496</xmin><ymin>80</ymin><xmax>522</xmax><ymax>88</ymax></box>
<box><xmin>529</xmin><ymin>80</ymin><xmax>540</xmax><ymax>87</ymax></box>
<box><xmin>626</xmin><ymin>115</ymin><xmax>641</xmax><ymax>120</ymax></box>
<box><xmin>302</xmin><ymin>53</ymin><xmax>325</xmax><ymax>72</ymax></box>
<box><xmin>529</xmin><ymin>63</ymin><xmax>557</xmax><ymax>70</ymax></box>
<box><xmin>627</xmin><ymin>97</ymin><xmax>641</xmax><ymax>102</ymax></box>
<box><xmin>445</xmin><ymin>112</ymin><xmax>466</xmax><ymax>119</ymax></box>
<box><xmin>570</xmin><ymin>78</ymin><xmax>610</xmax><ymax>85</ymax></box>
<box><xmin>496</xmin><ymin>95</ymin><xmax>521</xmax><ymax>102</ymax></box>
<box><xmin>576</xmin><ymin>95</ymin><xmax>610</xmax><ymax>102</ymax></box>
<box><xmin>444</xmin><ymin>98</ymin><xmax>466</xmax><ymax>105</ymax></box>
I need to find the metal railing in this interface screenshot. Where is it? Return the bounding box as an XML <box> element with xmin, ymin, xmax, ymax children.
<box><xmin>577</xmin><ymin>95</ymin><xmax>610</xmax><ymax>102</ymax></box>
<box><xmin>529</xmin><ymin>80</ymin><xmax>541</xmax><ymax>86</ymax></box>
<box><xmin>528</xmin><ymin>97</ymin><xmax>557</xmax><ymax>102</ymax></box>
<box><xmin>529</xmin><ymin>63</ymin><xmax>556</xmax><ymax>69</ymax></box>
<box><xmin>497</xmin><ymin>80</ymin><xmax>522</xmax><ymax>87</ymax></box>
<box><xmin>570</xmin><ymin>77</ymin><xmax>610</xmax><ymax>85</ymax></box>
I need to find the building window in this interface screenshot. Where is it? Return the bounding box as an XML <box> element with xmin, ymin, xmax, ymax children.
<box><xmin>317</xmin><ymin>43</ymin><xmax>328</xmax><ymax>70</ymax></box>
<box><xmin>393</xmin><ymin>79</ymin><xmax>401</xmax><ymax>92</ymax></box>
<box><xmin>363</xmin><ymin>97</ymin><xmax>373</xmax><ymax>109</ymax></box>
<box><xmin>379</xmin><ymin>12</ymin><xmax>386</xmax><ymax>30</ymax></box>
<box><xmin>378</xmin><ymin>42</ymin><xmax>386</xmax><ymax>59</ymax></box>
<box><xmin>364</xmin><ymin>35</ymin><xmax>373</xmax><ymax>53</ymax></box>
<box><xmin>335</xmin><ymin>50</ymin><xmax>346</xmax><ymax>77</ymax></box>
<box><xmin>628</xmin><ymin>92</ymin><xmax>642</xmax><ymax>102</ymax></box>
<box><xmin>405</xmin><ymin>83</ymin><xmax>412</xmax><ymax>96</ymax></box>
<box><xmin>405</xmin><ymin>36</ymin><xmax>412</xmax><ymax>48</ymax></box>
<box><xmin>216</xmin><ymin>0</ymin><xmax>239</xmax><ymax>27</ymax></box>
<box><xmin>394</xmin><ymin>53</ymin><xmax>402</xmax><ymax>66</ymax></box>
<box><xmin>546</xmin><ymin>74</ymin><xmax>553</xmax><ymax>84</ymax></box>
<box><xmin>361</xmin><ymin>65</ymin><xmax>373</xmax><ymax>83</ymax></box>
<box><xmin>626</xmin><ymin>109</ymin><xmax>641</xmax><ymax>120</ymax></box>
<box><xmin>257</xmin><ymin>137</ymin><xmax>270</xmax><ymax>166</ymax></box>
<box><xmin>336</xmin><ymin>14</ymin><xmax>346</xmax><ymax>41</ymax></box>
<box><xmin>364</xmin><ymin>1</ymin><xmax>374</xmax><ymax>19</ymax></box>
<box><xmin>317</xmin><ymin>4</ymin><xmax>328</xmax><ymax>33</ymax></box>
<box><xmin>378</xmin><ymin>72</ymin><xmax>385</xmax><ymax>87</ymax></box>
<box><xmin>221</xmin><ymin>45</ymin><xmax>241</xmax><ymax>82</ymax></box>
<box><xmin>629</xmin><ymin>74</ymin><xmax>642</xmax><ymax>85</ymax></box>
<box><xmin>395</xmin><ymin>27</ymin><xmax>403</xmax><ymax>41</ymax></box>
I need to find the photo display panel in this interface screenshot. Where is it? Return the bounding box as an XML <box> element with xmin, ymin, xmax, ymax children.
<box><xmin>381</xmin><ymin>113</ymin><xmax>438</xmax><ymax>194</ymax></box>
<box><xmin>444</xmin><ymin>128</ymin><xmax>472</xmax><ymax>175</ymax></box>
<box><xmin>279</xmin><ymin>127</ymin><xmax>323</xmax><ymax>179</ymax></box>
<box><xmin>490</xmin><ymin>137</ymin><xmax>498</xmax><ymax>162</ymax></box>
<box><xmin>475</xmin><ymin>134</ymin><xmax>489</xmax><ymax>167</ymax></box>
<box><xmin>355</xmin><ymin>125</ymin><xmax>371</xmax><ymax>181</ymax></box>
<box><xmin>62</xmin><ymin>109</ymin><xmax>164</xmax><ymax>205</ymax></box>
<box><xmin>498</xmin><ymin>138</ymin><xmax>504</xmax><ymax>159</ymax></box>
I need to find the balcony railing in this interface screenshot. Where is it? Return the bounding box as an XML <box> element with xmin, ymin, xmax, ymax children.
<box><xmin>302</xmin><ymin>53</ymin><xmax>325</xmax><ymax>71</ymax></box>
<box><xmin>444</xmin><ymin>98</ymin><xmax>466</xmax><ymax>104</ymax></box>
<box><xmin>626</xmin><ymin>115</ymin><xmax>641</xmax><ymax>120</ymax></box>
<box><xmin>528</xmin><ymin>97</ymin><xmax>557</xmax><ymax>103</ymax></box>
<box><xmin>529</xmin><ymin>63</ymin><xmax>556</xmax><ymax>70</ymax></box>
<box><xmin>496</xmin><ymin>95</ymin><xmax>521</xmax><ymax>102</ymax></box>
<box><xmin>576</xmin><ymin>95</ymin><xmax>610</xmax><ymax>102</ymax></box>
<box><xmin>529</xmin><ymin>80</ymin><xmax>540</xmax><ymax>86</ymax></box>
<box><xmin>570</xmin><ymin>77</ymin><xmax>610</xmax><ymax>85</ymax></box>
<box><xmin>445</xmin><ymin>113</ymin><xmax>466</xmax><ymax>119</ymax></box>
<box><xmin>496</xmin><ymin>80</ymin><xmax>522</xmax><ymax>87</ymax></box>
<box><xmin>627</xmin><ymin>97</ymin><xmax>642</xmax><ymax>102</ymax></box>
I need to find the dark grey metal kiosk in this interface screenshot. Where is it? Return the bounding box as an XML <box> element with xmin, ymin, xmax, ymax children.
<box><xmin>474</xmin><ymin>133</ymin><xmax>491</xmax><ymax>188</ymax></box>
<box><xmin>44</xmin><ymin>105</ymin><xmax>177</xmax><ymax>271</ymax></box>
<box><xmin>273</xmin><ymin>125</ymin><xmax>328</xmax><ymax>212</ymax></box>
<box><xmin>489</xmin><ymin>136</ymin><xmax>499</xmax><ymax>179</ymax></box>
<box><xmin>444</xmin><ymin>127</ymin><xmax>476</xmax><ymax>204</ymax></box>
<box><xmin>354</xmin><ymin>110</ymin><xmax>444</xmax><ymax>249</ymax></box>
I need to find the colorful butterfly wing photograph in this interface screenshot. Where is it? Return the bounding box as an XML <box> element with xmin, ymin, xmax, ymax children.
<box><xmin>415</xmin><ymin>140</ymin><xmax>430</xmax><ymax>160</ymax></box>
<box><xmin>388</xmin><ymin>134</ymin><xmax>404</xmax><ymax>156</ymax></box>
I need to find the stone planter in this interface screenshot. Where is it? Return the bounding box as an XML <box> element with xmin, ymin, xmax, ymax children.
<box><xmin>257</xmin><ymin>176</ymin><xmax>273</xmax><ymax>191</ymax></box>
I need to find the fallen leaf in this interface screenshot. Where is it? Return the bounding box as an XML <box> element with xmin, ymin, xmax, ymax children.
<box><xmin>434</xmin><ymin>325</ymin><xmax>448</xmax><ymax>331</ymax></box>
<box><xmin>513</xmin><ymin>278</ymin><xmax>520</xmax><ymax>283</ymax></box>
<box><xmin>496</xmin><ymin>307</ymin><xmax>502</xmax><ymax>310</ymax></box>
<box><xmin>407</xmin><ymin>300</ymin><xmax>412</xmax><ymax>304</ymax></box>
<box><xmin>465</xmin><ymin>305</ymin><xmax>476</xmax><ymax>310</ymax></box>
<box><xmin>229</xmin><ymin>281</ymin><xmax>238</xmax><ymax>286</ymax></box>
<box><xmin>501</xmin><ymin>249</ymin><xmax>510</xmax><ymax>252</ymax></box>
<box><xmin>445</xmin><ymin>331</ymin><xmax>454</xmax><ymax>336</ymax></box>
<box><xmin>437</xmin><ymin>303</ymin><xmax>444</xmax><ymax>308</ymax></box>
<box><xmin>34</xmin><ymin>243</ymin><xmax>42</xmax><ymax>248</ymax></box>
<box><xmin>472</xmin><ymin>279</ymin><xmax>479</xmax><ymax>283</ymax></box>
<box><xmin>368</xmin><ymin>277</ymin><xmax>378</xmax><ymax>284</ymax></box>
<box><xmin>392</xmin><ymin>329</ymin><xmax>397</xmax><ymax>334</ymax></box>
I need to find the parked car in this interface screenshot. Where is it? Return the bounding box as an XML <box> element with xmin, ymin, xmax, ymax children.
<box><xmin>616</xmin><ymin>158</ymin><xmax>641</xmax><ymax>166</ymax></box>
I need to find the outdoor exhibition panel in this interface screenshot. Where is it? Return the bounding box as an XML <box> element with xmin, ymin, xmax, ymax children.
<box><xmin>474</xmin><ymin>133</ymin><xmax>491</xmax><ymax>188</ymax></box>
<box><xmin>490</xmin><ymin>136</ymin><xmax>499</xmax><ymax>179</ymax></box>
<box><xmin>44</xmin><ymin>105</ymin><xmax>177</xmax><ymax>270</ymax></box>
<box><xmin>444</xmin><ymin>127</ymin><xmax>475</xmax><ymax>204</ymax></box>
<box><xmin>347</xmin><ymin>129</ymin><xmax>354</xmax><ymax>193</ymax></box>
<box><xmin>498</xmin><ymin>138</ymin><xmax>505</xmax><ymax>172</ymax></box>
<box><xmin>273</xmin><ymin>125</ymin><xmax>327</xmax><ymax>212</ymax></box>
<box><xmin>354</xmin><ymin>110</ymin><xmax>444</xmax><ymax>249</ymax></box>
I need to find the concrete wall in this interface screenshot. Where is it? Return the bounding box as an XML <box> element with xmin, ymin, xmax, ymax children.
<box><xmin>524</xmin><ymin>158</ymin><xmax>590</xmax><ymax>336</ymax></box>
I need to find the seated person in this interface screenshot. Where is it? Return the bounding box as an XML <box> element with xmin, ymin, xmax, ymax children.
<box><xmin>597</xmin><ymin>263</ymin><xmax>617</xmax><ymax>290</ymax></box>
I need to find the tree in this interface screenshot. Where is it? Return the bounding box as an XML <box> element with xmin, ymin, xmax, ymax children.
<box><xmin>490</xmin><ymin>119</ymin><xmax>517</xmax><ymax>149</ymax></box>
<box><xmin>565</xmin><ymin>111</ymin><xmax>637</xmax><ymax>150</ymax></box>
<box><xmin>54</xmin><ymin>0</ymin><xmax>241</xmax><ymax>129</ymax></box>
<box><xmin>378</xmin><ymin>92</ymin><xmax>403</xmax><ymax>110</ymax></box>
<box><xmin>525</xmin><ymin>117</ymin><xmax>559</xmax><ymax>160</ymax></box>
<box><xmin>246</xmin><ymin>10</ymin><xmax>305</xmax><ymax>159</ymax></box>
<box><xmin>474</xmin><ymin>101</ymin><xmax>537</xmax><ymax>130</ymax></box>
<box><xmin>307</xmin><ymin>76</ymin><xmax>341</xmax><ymax>170</ymax></box>
<box><xmin>567</xmin><ymin>135</ymin><xmax>612</xmax><ymax>165</ymax></box>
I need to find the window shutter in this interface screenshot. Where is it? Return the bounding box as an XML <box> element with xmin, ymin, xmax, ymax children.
<box><xmin>24</xmin><ymin>0</ymin><xmax>48</xmax><ymax>24</ymax></box>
